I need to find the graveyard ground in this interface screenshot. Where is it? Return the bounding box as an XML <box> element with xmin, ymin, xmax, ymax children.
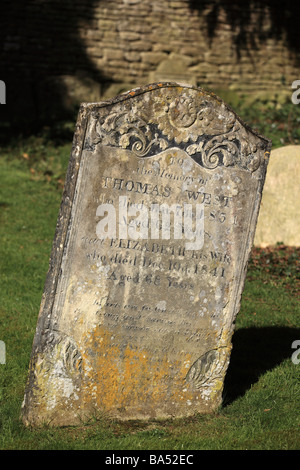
<box><xmin>0</xmin><ymin>100</ymin><xmax>299</xmax><ymax>450</ymax></box>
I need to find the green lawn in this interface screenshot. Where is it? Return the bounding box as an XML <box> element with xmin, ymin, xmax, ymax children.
<box><xmin>0</xmin><ymin>111</ymin><xmax>299</xmax><ymax>450</ymax></box>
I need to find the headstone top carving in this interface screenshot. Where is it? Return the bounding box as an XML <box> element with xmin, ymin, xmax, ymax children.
<box><xmin>84</xmin><ymin>83</ymin><xmax>266</xmax><ymax>172</ymax></box>
<box><xmin>21</xmin><ymin>83</ymin><xmax>271</xmax><ymax>426</ymax></box>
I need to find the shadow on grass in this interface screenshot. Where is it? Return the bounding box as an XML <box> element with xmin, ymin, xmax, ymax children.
<box><xmin>223</xmin><ymin>326</ymin><xmax>300</xmax><ymax>405</ymax></box>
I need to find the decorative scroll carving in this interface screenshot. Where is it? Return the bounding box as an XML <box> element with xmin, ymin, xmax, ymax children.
<box><xmin>84</xmin><ymin>86</ymin><xmax>263</xmax><ymax>172</ymax></box>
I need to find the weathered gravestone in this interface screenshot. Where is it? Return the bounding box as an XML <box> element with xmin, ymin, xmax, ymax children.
<box><xmin>254</xmin><ymin>145</ymin><xmax>300</xmax><ymax>247</ymax></box>
<box><xmin>21</xmin><ymin>83</ymin><xmax>271</xmax><ymax>426</ymax></box>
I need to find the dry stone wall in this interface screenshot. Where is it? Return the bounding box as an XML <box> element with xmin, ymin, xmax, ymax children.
<box><xmin>1</xmin><ymin>0</ymin><xmax>299</xmax><ymax>125</ymax></box>
<box><xmin>80</xmin><ymin>0</ymin><xmax>300</xmax><ymax>94</ymax></box>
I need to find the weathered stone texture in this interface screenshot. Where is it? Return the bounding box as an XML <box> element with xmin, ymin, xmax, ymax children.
<box><xmin>21</xmin><ymin>83</ymin><xmax>271</xmax><ymax>426</ymax></box>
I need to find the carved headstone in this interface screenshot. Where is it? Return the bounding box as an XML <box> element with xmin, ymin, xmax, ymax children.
<box><xmin>21</xmin><ymin>83</ymin><xmax>271</xmax><ymax>426</ymax></box>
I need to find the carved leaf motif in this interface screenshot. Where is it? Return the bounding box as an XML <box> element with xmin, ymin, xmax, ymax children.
<box><xmin>119</xmin><ymin>133</ymin><xmax>131</xmax><ymax>149</ymax></box>
<box><xmin>33</xmin><ymin>355</ymin><xmax>51</xmax><ymax>377</ymax></box>
<box><xmin>186</xmin><ymin>141</ymin><xmax>204</xmax><ymax>156</ymax></box>
<box><xmin>247</xmin><ymin>154</ymin><xmax>260</xmax><ymax>172</ymax></box>
<box><xmin>222</xmin><ymin>141</ymin><xmax>239</xmax><ymax>166</ymax></box>
<box><xmin>42</xmin><ymin>330</ymin><xmax>83</xmax><ymax>376</ymax></box>
<box><xmin>62</xmin><ymin>339</ymin><xmax>82</xmax><ymax>375</ymax></box>
<box><xmin>101</xmin><ymin>112</ymin><xmax>119</xmax><ymax>132</ymax></box>
<box><xmin>118</xmin><ymin>122</ymin><xmax>133</xmax><ymax>135</ymax></box>
<box><xmin>158</xmin><ymin>138</ymin><xmax>168</xmax><ymax>150</ymax></box>
<box><xmin>144</xmin><ymin>125</ymin><xmax>153</xmax><ymax>141</ymax></box>
<box><xmin>223</xmin><ymin>151</ymin><xmax>235</xmax><ymax>167</ymax></box>
<box><xmin>186</xmin><ymin>349</ymin><xmax>221</xmax><ymax>389</ymax></box>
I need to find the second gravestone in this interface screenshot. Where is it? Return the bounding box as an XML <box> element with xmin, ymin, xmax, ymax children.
<box><xmin>22</xmin><ymin>83</ymin><xmax>271</xmax><ymax>426</ymax></box>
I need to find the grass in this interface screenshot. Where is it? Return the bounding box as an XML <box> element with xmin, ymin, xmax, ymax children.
<box><xmin>0</xmin><ymin>102</ymin><xmax>300</xmax><ymax>450</ymax></box>
<box><xmin>215</xmin><ymin>89</ymin><xmax>300</xmax><ymax>149</ymax></box>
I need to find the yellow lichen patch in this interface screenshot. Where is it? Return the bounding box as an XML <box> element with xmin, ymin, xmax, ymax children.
<box><xmin>80</xmin><ymin>325</ymin><xmax>197</xmax><ymax>417</ymax></box>
<box><xmin>165</xmin><ymin>152</ymin><xmax>176</xmax><ymax>166</ymax></box>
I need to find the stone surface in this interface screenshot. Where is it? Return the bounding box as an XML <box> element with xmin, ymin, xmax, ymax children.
<box><xmin>21</xmin><ymin>83</ymin><xmax>271</xmax><ymax>426</ymax></box>
<box><xmin>148</xmin><ymin>52</ymin><xmax>197</xmax><ymax>86</ymax></box>
<box><xmin>254</xmin><ymin>145</ymin><xmax>300</xmax><ymax>247</ymax></box>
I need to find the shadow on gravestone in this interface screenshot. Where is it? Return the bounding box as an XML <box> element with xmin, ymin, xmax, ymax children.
<box><xmin>21</xmin><ymin>83</ymin><xmax>271</xmax><ymax>427</ymax></box>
